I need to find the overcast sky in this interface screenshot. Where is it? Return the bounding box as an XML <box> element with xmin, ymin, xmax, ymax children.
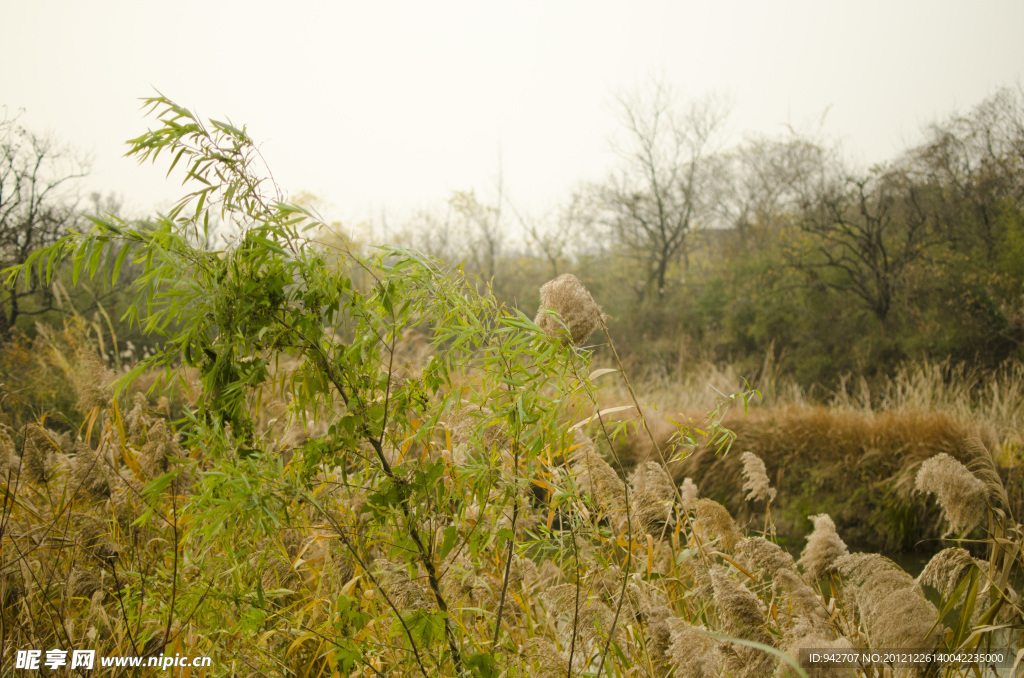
<box><xmin>3</xmin><ymin>1</ymin><xmax>1023</xmax><ymax>229</ymax></box>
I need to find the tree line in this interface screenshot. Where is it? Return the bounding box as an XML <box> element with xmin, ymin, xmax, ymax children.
<box><xmin>4</xmin><ymin>84</ymin><xmax>1024</xmax><ymax>392</ymax></box>
<box><xmin>390</xmin><ymin>83</ymin><xmax>1024</xmax><ymax>390</ymax></box>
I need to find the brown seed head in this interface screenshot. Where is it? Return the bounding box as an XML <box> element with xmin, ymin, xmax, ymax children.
<box><xmin>835</xmin><ymin>553</ymin><xmax>942</xmax><ymax>652</ymax></box>
<box><xmin>915</xmin><ymin>452</ymin><xmax>987</xmax><ymax>534</ymax></box>
<box><xmin>126</xmin><ymin>393</ymin><xmax>153</xmax><ymax>445</ymax></box>
<box><xmin>67</xmin><ymin>568</ymin><xmax>103</xmax><ymax>599</ymax></box>
<box><xmin>72</xmin><ymin>351</ymin><xmax>115</xmax><ymax>413</ymax></box>
<box><xmin>740</xmin><ymin>452</ymin><xmax>776</xmax><ymax>503</ymax></box>
<box><xmin>710</xmin><ymin>565</ymin><xmax>776</xmax><ymax>677</ymax></box>
<box><xmin>139</xmin><ymin>420</ymin><xmax>179</xmax><ymax>480</ymax></box>
<box><xmin>70</xmin><ymin>442</ymin><xmax>110</xmax><ymax>500</ymax></box>
<box><xmin>666</xmin><ymin>618</ymin><xmax>719</xmax><ymax>678</ymax></box>
<box><xmin>798</xmin><ymin>514</ymin><xmax>849</xmax><ymax>580</ymax></box>
<box><xmin>523</xmin><ymin>638</ymin><xmax>574</xmax><ymax>678</ymax></box>
<box><xmin>570</xmin><ymin>431</ymin><xmax>626</xmax><ymax>526</ymax></box>
<box><xmin>19</xmin><ymin>424</ymin><xmax>58</xmax><ymax>483</ymax></box>
<box><xmin>630</xmin><ymin>461</ymin><xmax>676</xmax><ymax>533</ymax></box>
<box><xmin>0</xmin><ymin>428</ymin><xmax>16</xmax><ymax>480</ymax></box>
<box><xmin>917</xmin><ymin>547</ymin><xmax>975</xmax><ymax>601</ymax></box>
<box><xmin>535</xmin><ymin>274</ymin><xmax>605</xmax><ymax>345</ymax></box>
<box><xmin>379</xmin><ymin>559</ymin><xmax>432</xmax><ymax>611</ymax></box>
<box><xmin>680</xmin><ymin>477</ymin><xmax>699</xmax><ymax>510</ymax></box>
<box><xmin>960</xmin><ymin>437</ymin><xmax>1009</xmax><ymax>512</ymax></box>
<box><xmin>737</xmin><ymin>537</ymin><xmax>796</xmax><ymax>578</ymax></box>
<box><xmin>694</xmin><ymin>498</ymin><xmax>741</xmax><ymax>552</ymax></box>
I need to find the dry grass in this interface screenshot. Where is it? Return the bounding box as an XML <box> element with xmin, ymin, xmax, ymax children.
<box><xmin>610</xmin><ymin>404</ymin><xmax>1013</xmax><ymax>551</ymax></box>
<box><xmin>0</xmin><ymin>328</ymin><xmax>1021</xmax><ymax>676</ymax></box>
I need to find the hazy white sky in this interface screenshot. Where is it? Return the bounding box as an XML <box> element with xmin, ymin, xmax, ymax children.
<box><xmin>3</xmin><ymin>1</ymin><xmax>1023</xmax><ymax>226</ymax></box>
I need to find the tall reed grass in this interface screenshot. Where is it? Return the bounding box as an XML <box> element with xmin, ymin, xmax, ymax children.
<box><xmin>1</xmin><ymin>96</ymin><xmax>1020</xmax><ymax>677</ymax></box>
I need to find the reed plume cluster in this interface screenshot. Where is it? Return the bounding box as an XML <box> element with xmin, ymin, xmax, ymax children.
<box><xmin>535</xmin><ymin>273</ymin><xmax>606</xmax><ymax>345</ymax></box>
<box><xmin>915</xmin><ymin>452</ymin><xmax>987</xmax><ymax>534</ymax></box>
<box><xmin>835</xmin><ymin>553</ymin><xmax>943</xmax><ymax>654</ymax></box>
<box><xmin>680</xmin><ymin>477</ymin><xmax>699</xmax><ymax>510</ymax></box>
<box><xmin>917</xmin><ymin>547</ymin><xmax>976</xmax><ymax>601</ymax></box>
<box><xmin>630</xmin><ymin>460</ymin><xmax>676</xmax><ymax>532</ymax></box>
<box><xmin>740</xmin><ymin>451</ymin><xmax>776</xmax><ymax>503</ymax></box>
<box><xmin>3</xmin><ymin>335</ymin><xmax>1019</xmax><ymax>677</ymax></box>
<box><xmin>694</xmin><ymin>497</ymin><xmax>742</xmax><ymax>551</ymax></box>
<box><xmin>8</xmin><ymin>93</ymin><xmax>1022</xmax><ymax>678</ymax></box>
<box><xmin>798</xmin><ymin>513</ymin><xmax>849</xmax><ymax>580</ymax></box>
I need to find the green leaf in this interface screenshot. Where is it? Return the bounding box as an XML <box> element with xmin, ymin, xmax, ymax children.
<box><xmin>111</xmin><ymin>242</ymin><xmax>131</xmax><ymax>285</ymax></box>
<box><xmin>495</xmin><ymin>528</ymin><xmax>514</xmax><ymax>551</ymax></box>
<box><xmin>466</xmin><ymin>653</ymin><xmax>499</xmax><ymax>678</ymax></box>
<box><xmin>440</xmin><ymin>525</ymin><xmax>459</xmax><ymax>561</ymax></box>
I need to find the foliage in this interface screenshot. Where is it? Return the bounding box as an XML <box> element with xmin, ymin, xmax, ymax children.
<box><xmin>0</xmin><ymin>115</ymin><xmax>88</xmax><ymax>337</ymax></box>
<box><xmin>1</xmin><ymin>96</ymin><xmax>1021</xmax><ymax>678</ymax></box>
<box><xmin>389</xmin><ymin>87</ymin><xmax>1024</xmax><ymax>393</ymax></box>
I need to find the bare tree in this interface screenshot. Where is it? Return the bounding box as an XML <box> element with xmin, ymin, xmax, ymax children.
<box><xmin>515</xmin><ymin>191</ymin><xmax>594</xmax><ymax>279</ymax></box>
<box><xmin>601</xmin><ymin>80</ymin><xmax>730</xmax><ymax>299</ymax></box>
<box><xmin>914</xmin><ymin>88</ymin><xmax>1024</xmax><ymax>260</ymax></box>
<box><xmin>792</xmin><ymin>150</ymin><xmax>937</xmax><ymax>331</ymax></box>
<box><xmin>0</xmin><ymin>116</ymin><xmax>88</xmax><ymax>336</ymax></box>
<box><xmin>719</xmin><ymin>135</ymin><xmax>824</xmax><ymax>250</ymax></box>
<box><xmin>448</xmin><ymin>186</ymin><xmax>503</xmax><ymax>284</ymax></box>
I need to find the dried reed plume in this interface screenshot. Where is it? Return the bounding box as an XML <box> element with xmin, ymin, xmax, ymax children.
<box><xmin>71</xmin><ymin>350</ymin><xmax>115</xmax><ymax>413</ymax></box>
<box><xmin>625</xmin><ymin>579</ymin><xmax>674</xmax><ymax>672</ymax></box>
<box><xmin>379</xmin><ymin>559</ymin><xmax>432</xmax><ymax>611</ymax></box>
<box><xmin>737</xmin><ymin>536</ymin><xmax>795</xmax><ymax>578</ymax></box>
<box><xmin>627</xmin><ymin>575</ymin><xmax>672</xmax><ymax>623</ymax></box>
<box><xmin>959</xmin><ymin>437</ymin><xmax>1010</xmax><ymax>514</ymax></box>
<box><xmin>508</xmin><ymin>555</ymin><xmax>539</xmax><ymax>590</ymax></box>
<box><xmin>630</xmin><ymin>461</ymin><xmax>676</xmax><ymax>532</ymax></box>
<box><xmin>70</xmin><ymin>442</ymin><xmax>110</xmax><ymax>499</ymax></box>
<box><xmin>441</xmin><ymin>551</ymin><xmax>490</xmax><ymax>608</ymax></box>
<box><xmin>67</xmin><ymin>568</ymin><xmax>104</xmax><ymax>599</ymax></box>
<box><xmin>85</xmin><ymin>590</ymin><xmax>113</xmax><ymax>641</ymax></box>
<box><xmin>139</xmin><ymin>419</ymin><xmax>180</xmax><ymax>480</ymax></box>
<box><xmin>798</xmin><ymin>514</ymin><xmax>848</xmax><ymax>580</ymax></box>
<box><xmin>126</xmin><ymin>393</ymin><xmax>153</xmax><ymax>445</ymax></box>
<box><xmin>690</xmin><ymin>559</ymin><xmax>715</xmax><ymax>602</ymax></box>
<box><xmin>665</xmin><ymin>618</ymin><xmax>719</xmax><ymax>678</ymax></box>
<box><xmin>20</xmin><ymin>424</ymin><xmax>58</xmax><ymax>483</ymax></box>
<box><xmin>772</xmin><ymin>568</ymin><xmax>831</xmax><ymax>635</ymax></box>
<box><xmin>680</xmin><ymin>477</ymin><xmax>699</xmax><ymax>510</ymax></box>
<box><xmin>777</xmin><ymin>631</ymin><xmax>855</xmax><ymax>678</ymax></box>
<box><xmin>107</xmin><ymin>471</ymin><xmax>148</xmax><ymax>533</ymax></box>
<box><xmin>72</xmin><ymin>512</ymin><xmax>118</xmax><ymax>562</ymax></box>
<box><xmin>916</xmin><ymin>547</ymin><xmax>975</xmax><ymax>601</ymax></box>
<box><xmin>710</xmin><ymin>565</ymin><xmax>776</xmax><ymax>677</ymax></box>
<box><xmin>570</xmin><ymin>431</ymin><xmax>626</xmax><ymax>523</ymax></box>
<box><xmin>544</xmin><ymin>584</ymin><xmax>619</xmax><ymax>648</ymax></box>
<box><xmin>535</xmin><ymin>274</ymin><xmax>605</xmax><ymax>346</ymax></box>
<box><xmin>694</xmin><ymin>498</ymin><xmax>742</xmax><ymax>552</ymax></box>
<box><xmin>445</xmin><ymin>401</ymin><xmax>510</xmax><ymax>461</ymax></box>
<box><xmin>138</xmin><ymin>418</ymin><xmax>193</xmax><ymax>496</ymax></box>
<box><xmin>771</xmin><ymin>566</ymin><xmax>851</xmax><ymax>678</ymax></box>
<box><xmin>914</xmin><ymin>452</ymin><xmax>987</xmax><ymax>534</ymax></box>
<box><xmin>835</xmin><ymin>553</ymin><xmax>942</xmax><ymax>652</ymax></box>
<box><xmin>537</xmin><ymin>560</ymin><xmax>564</xmax><ymax>588</ymax></box>
<box><xmin>740</xmin><ymin>452</ymin><xmax>776</xmax><ymax>503</ymax></box>
<box><xmin>523</xmin><ymin>638</ymin><xmax>574</xmax><ymax>678</ymax></box>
